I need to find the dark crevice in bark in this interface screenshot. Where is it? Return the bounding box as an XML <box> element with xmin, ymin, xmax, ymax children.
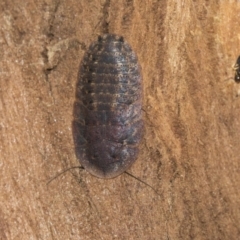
<box><xmin>41</xmin><ymin>0</ymin><xmax>61</xmax><ymax>95</ymax></box>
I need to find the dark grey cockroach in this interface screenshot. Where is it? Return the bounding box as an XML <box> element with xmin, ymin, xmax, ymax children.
<box><xmin>72</xmin><ymin>34</ymin><xmax>143</xmax><ymax>178</ymax></box>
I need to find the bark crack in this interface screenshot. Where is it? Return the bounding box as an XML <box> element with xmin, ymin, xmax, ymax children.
<box><xmin>41</xmin><ymin>0</ymin><xmax>61</xmax><ymax>95</ymax></box>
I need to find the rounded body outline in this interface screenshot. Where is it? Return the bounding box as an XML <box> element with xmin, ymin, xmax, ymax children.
<box><xmin>72</xmin><ymin>34</ymin><xmax>143</xmax><ymax>178</ymax></box>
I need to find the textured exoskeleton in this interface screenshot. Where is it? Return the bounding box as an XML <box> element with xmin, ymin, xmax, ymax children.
<box><xmin>72</xmin><ymin>34</ymin><xmax>143</xmax><ymax>178</ymax></box>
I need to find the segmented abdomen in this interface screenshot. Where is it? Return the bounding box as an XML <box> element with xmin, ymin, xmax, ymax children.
<box><xmin>72</xmin><ymin>34</ymin><xmax>143</xmax><ymax>178</ymax></box>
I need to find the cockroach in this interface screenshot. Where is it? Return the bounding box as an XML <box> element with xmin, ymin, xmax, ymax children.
<box><xmin>48</xmin><ymin>34</ymin><xmax>159</xmax><ymax>195</ymax></box>
<box><xmin>72</xmin><ymin>34</ymin><xmax>143</xmax><ymax>178</ymax></box>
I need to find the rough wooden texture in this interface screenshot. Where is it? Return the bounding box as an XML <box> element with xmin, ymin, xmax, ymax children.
<box><xmin>1</xmin><ymin>1</ymin><xmax>240</xmax><ymax>239</ymax></box>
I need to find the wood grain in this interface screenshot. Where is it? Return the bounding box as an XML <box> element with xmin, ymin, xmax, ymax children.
<box><xmin>0</xmin><ymin>0</ymin><xmax>240</xmax><ymax>239</ymax></box>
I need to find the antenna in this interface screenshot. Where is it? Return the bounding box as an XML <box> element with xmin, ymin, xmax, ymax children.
<box><xmin>47</xmin><ymin>166</ymin><xmax>161</xmax><ymax>197</ymax></box>
<box><xmin>47</xmin><ymin>166</ymin><xmax>84</xmax><ymax>185</ymax></box>
<box><xmin>124</xmin><ymin>171</ymin><xmax>161</xmax><ymax>196</ymax></box>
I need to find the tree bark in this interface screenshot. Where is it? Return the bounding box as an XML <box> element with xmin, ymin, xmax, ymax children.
<box><xmin>0</xmin><ymin>0</ymin><xmax>240</xmax><ymax>239</ymax></box>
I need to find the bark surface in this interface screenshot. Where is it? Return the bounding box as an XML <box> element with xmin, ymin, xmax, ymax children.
<box><xmin>1</xmin><ymin>1</ymin><xmax>240</xmax><ymax>239</ymax></box>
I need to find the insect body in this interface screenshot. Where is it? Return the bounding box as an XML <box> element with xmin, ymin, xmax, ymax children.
<box><xmin>234</xmin><ymin>55</ymin><xmax>240</xmax><ymax>83</ymax></box>
<box><xmin>72</xmin><ymin>34</ymin><xmax>143</xmax><ymax>178</ymax></box>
